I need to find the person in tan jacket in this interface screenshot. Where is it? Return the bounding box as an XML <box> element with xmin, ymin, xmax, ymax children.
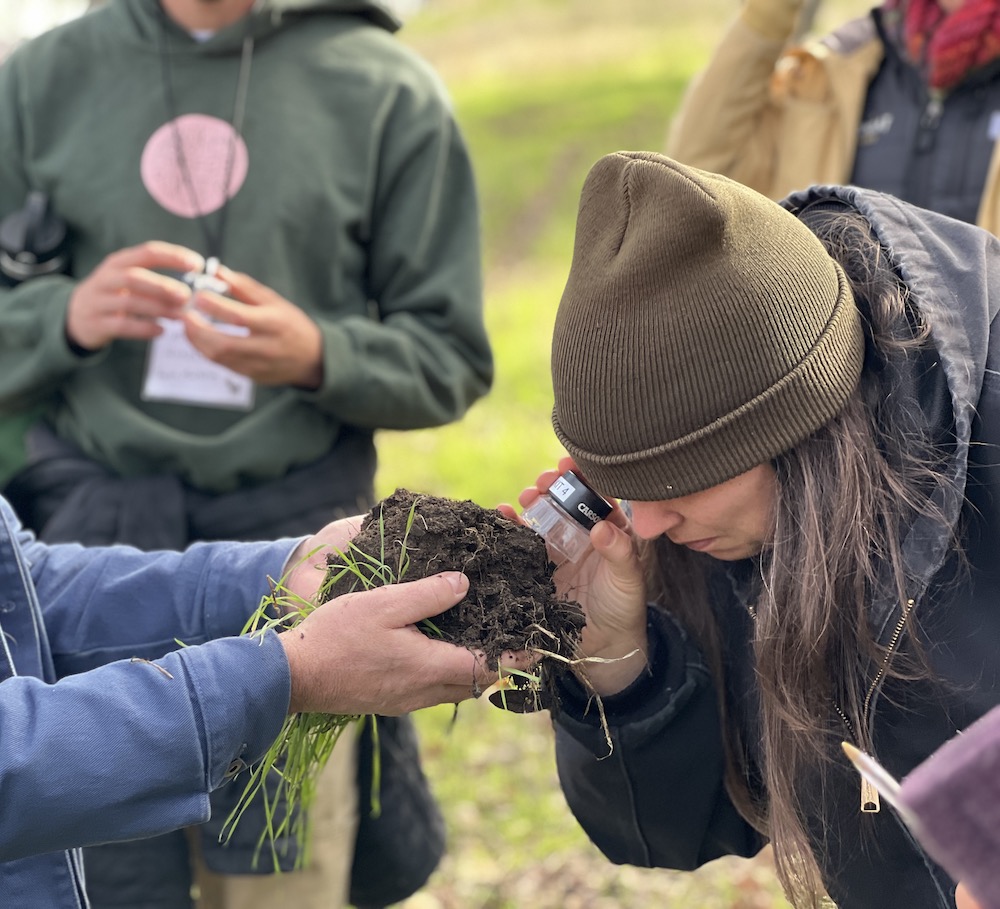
<box><xmin>668</xmin><ymin>0</ymin><xmax>1000</xmax><ymax>236</ymax></box>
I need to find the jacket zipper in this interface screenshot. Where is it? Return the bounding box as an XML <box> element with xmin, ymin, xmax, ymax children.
<box><xmin>834</xmin><ymin>597</ymin><xmax>916</xmax><ymax>814</ymax></box>
<box><xmin>916</xmin><ymin>96</ymin><xmax>944</xmax><ymax>152</ymax></box>
<box><xmin>746</xmin><ymin>594</ymin><xmax>916</xmax><ymax>814</ymax></box>
<box><xmin>905</xmin><ymin>94</ymin><xmax>945</xmax><ymax>209</ymax></box>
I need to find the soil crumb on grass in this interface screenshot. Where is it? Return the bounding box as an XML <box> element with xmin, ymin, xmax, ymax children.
<box><xmin>320</xmin><ymin>488</ymin><xmax>586</xmax><ymax>678</ymax></box>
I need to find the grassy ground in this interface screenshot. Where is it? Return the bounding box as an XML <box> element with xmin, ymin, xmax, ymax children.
<box><xmin>372</xmin><ymin>2</ymin><xmax>857</xmax><ymax>906</ymax></box>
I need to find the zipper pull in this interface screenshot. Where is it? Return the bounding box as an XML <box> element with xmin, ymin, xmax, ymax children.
<box><xmin>842</xmin><ymin>743</ymin><xmax>885</xmax><ymax>814</ymax></box>
<box><xmin>861</xmin><ymin>776</ymin><xmax>881</xmax><ymax>813</ymax></box>
<box><xmin>916</xmin><ymin>94</ymin><xmax>944</xmax><ymax>154</ymax></box>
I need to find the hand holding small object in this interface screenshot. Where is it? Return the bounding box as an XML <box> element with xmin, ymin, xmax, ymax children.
<box><xmin>501</xmin><ymin>455</ymin><xmax>649</xmax><ymax>696</ymax></box>
<box><xmin>181</xmin><ymin>262</ymin><xmax>324</xmax><ymax>388</ymax></box>
<box><xmin>66</xmin><ymin>241</ymin><xmax>204</xmax><ymax>350</ymax></box>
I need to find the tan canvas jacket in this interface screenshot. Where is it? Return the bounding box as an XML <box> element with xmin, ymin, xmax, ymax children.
<box><xmin>667</xmin><ymin>0</ymin><xmax>1000</xmax><ymax>236</ymax></box>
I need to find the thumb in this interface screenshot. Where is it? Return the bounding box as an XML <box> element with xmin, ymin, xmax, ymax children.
<box><xmin>359</xmin><ymin>572</ymin><xmax>470</xmax><ymax>627</ymax></box>
<box><xmin>591</xmin><ymin>520</ymin><xmax>645</xmax><ymax>587</ymax></box>
<box><xmin>591</xmin><ymin>520</ymin><xmax>637</xmax><ymax>566</ymax></box>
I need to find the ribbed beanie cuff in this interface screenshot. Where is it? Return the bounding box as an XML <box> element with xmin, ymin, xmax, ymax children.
<box><xmin>551</xmin><ymin>152</ymin><xmax>865</xmax><ymax>501</ymax></box>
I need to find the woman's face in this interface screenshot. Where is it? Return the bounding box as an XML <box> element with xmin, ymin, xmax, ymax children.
<box><xmin>627</xmin><ymin>463</ymin><xmax>777</xmax><ymax>561</ymax></box>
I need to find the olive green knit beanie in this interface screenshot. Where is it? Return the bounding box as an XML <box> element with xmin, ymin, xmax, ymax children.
<box><xmin>551</xmin><ymin>151</ymin><xmax>866</xmax><ymax>500</ymax></box>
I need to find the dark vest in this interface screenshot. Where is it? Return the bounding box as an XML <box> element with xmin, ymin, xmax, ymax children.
<box><xmin>851</xmin><ymin>12</ymin><xmax>1000</xmax><ymax>225</ymax></box>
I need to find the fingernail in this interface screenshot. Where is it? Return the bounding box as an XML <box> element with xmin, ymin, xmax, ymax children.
<box><xmin>591</xmin><ymin>521</ymin><xmax>614</xmax><ymax>546</ymax></box>
<box><xmin>445</xmin><ymin>572</ymin><xmax>469</xmax><ymax>595</ymax></box>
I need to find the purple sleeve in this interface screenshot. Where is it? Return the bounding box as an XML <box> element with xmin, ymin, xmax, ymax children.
<box><xmin>900</xmin><ymin>704</ymin><xmax>1000</xmax><ymax>908</ymax></box>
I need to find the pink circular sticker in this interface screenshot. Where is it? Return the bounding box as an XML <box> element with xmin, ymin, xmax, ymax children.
<box><xmin>140</xmin><ymin>114</ymin><xmax>249</xmax><ymax>218</ymax></box>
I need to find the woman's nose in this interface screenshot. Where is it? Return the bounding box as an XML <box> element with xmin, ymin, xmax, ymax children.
<box><xmin>628</xmin><ymin>500</ymin><xmax>682</xmax><ymax>541</ymax></box>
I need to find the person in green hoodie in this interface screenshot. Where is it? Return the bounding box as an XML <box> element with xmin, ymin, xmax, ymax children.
<box><xmin>0</xmin><ymin>1</ymin><xmax>493</xmax><ymax>908</ymax></box>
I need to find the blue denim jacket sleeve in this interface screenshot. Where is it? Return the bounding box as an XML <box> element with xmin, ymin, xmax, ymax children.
<box><xmin>19</xmin><ymin>520</ymin><xmax>298</xmax><ymax>674</ymax></box>
<box><xmin>0</xmin><ymin>634</ymin><xmax>291</xmax><ymax>860</ymax></box>
<box><xmin>0</xmin><ymin>499</ymin><xmax>298</xmax><ymax>861</ymax></box>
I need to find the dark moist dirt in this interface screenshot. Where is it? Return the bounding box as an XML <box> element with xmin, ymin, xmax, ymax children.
<box><xmin>319</xmin><ymin>488</ymin><xmax>586</xmax><ymax>707</ymax></box>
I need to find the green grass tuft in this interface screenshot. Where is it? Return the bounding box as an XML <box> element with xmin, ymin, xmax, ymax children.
<box><xmin>221</xmin><ymin>571</ymin><xmax>361</xmax><ymax>871</ymax></box>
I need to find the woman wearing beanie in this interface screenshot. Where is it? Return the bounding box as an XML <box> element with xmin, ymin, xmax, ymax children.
<box><xmin>511</xmin><ymin>151</ymin><xmax>1000</xmax><ymax>909</ymax></box>
<box><xmin>668</xmin><ymin>0</ymin><xmax>1000</xmax><ymax>236</ymax></box>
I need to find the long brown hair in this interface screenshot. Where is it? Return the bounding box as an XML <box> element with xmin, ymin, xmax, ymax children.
<box><xmin>645</xmin><ymin>209</ymin><xmax>955</xmax><ymax>906</ymax></box>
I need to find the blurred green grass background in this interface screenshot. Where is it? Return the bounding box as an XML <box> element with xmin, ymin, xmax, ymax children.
<box><xmin>374</xmin><ymin>1</ymin><xmax>856</xmax><ymax>906</ymax></box>
<box><xmin>375</xmin><ymin>0</ymin><xmax>723</xmax><ymax>507</ymax></box>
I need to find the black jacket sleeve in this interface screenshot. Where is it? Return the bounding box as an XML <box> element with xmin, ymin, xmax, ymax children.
<box><xmin>552</xmin><ymin>608</ymin><xmax>766</xmax><ymax>869</ymax></box>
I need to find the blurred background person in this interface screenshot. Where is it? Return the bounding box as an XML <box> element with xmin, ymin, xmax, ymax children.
<box><xmin>668</xmin><ymin>0</ymin><xmax>1000</xmax><ymax>233</ymax></box>
<box><xmin>0</xmin><ymin>0</ymin><xmax>492</xmax><ymax>908</ymax></box>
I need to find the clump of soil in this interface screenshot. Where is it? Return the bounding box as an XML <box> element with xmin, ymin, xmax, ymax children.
<box><xmin>320</xmin><ymin>488</ymin><xmax>586</xmax><ymax>705</ymax></box>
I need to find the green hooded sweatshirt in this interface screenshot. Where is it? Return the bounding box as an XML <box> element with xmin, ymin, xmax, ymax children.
<box><xmin>0</xmin><ymin>0</ymin><xmax>492</xmax><ymax>493</ymax></box>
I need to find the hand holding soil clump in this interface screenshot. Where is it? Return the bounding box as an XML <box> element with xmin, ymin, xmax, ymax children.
<box><xmin>321</xmin><ymin>488</ymin><xmax>586</xmax><ymax>704</ymax></box>
<box><xmin>225</xmin><ymin>488</ymin><xmax>588</xmax><ymax>867</ymax></box>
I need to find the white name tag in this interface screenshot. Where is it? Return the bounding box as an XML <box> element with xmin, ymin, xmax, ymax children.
<box><xmin>142</xmin><ymin>318</ymin><xmax>254</xmax><ymax>410</ymax></box>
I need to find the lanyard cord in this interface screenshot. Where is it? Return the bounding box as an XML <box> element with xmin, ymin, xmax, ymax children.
<box><xmin>156</xmin><ymin>3</ymin><xmax>255</xmax><ymax>262</ymax></box>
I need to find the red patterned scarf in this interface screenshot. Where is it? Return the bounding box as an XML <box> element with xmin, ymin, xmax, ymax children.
<box><xmin>881</xmin><ymin>0</ymin><xmax>1000</xmax><ymax>91</ymax></box>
